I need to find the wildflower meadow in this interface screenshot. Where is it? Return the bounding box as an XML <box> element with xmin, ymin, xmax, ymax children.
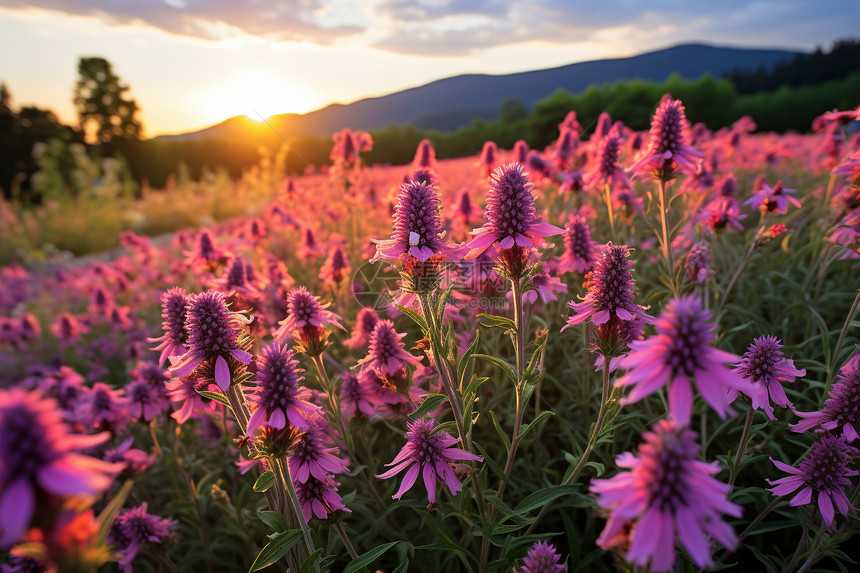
<box><xmin>1</xmin><ymin>98</ymin><xmax>859</xmax><ymax>573</ymax></box>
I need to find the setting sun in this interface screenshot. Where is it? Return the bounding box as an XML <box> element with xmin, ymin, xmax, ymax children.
<box><xmin>199</xmin><ymin>71</ymin><xmax>320</xmax><ymax>125</ymax></box>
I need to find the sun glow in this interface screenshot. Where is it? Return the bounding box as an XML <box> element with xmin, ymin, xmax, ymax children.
<box><xmin>199</xmin><ymin>71</ymin><xmax>320</xmax><ymax>125</ymax></box>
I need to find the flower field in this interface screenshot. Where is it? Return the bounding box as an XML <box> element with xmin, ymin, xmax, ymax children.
<box><xmin>1</xmin><ymin>100</ymin><xmax>859</xmax><ymax>573</ymax></box>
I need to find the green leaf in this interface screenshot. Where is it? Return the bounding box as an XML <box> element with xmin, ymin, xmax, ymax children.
<box><xmin>344</xmin><ymin>541</ymin><xmax>400</xmax><ymax>573</ymax></box>
<box><xmin>489</xmin><ymin>410</ymin><xmax>511</xmax><ymax>454</ymax></box>
<box><xmin>395</xmin><ymin>304</ymin><xmax>427</xmax><ymax>331</ymax></box>
<box><xmin>97</xmin><ymin>479</ymin><xmax>135</xmax><ymax>545</ymax></box>
<box><xmin>515</xmin><ymin>410</ymin><xmax>555</xmax><ymax>441</ymax></box>
<box><xmin>197</xmin><ymin>390</ymin><xmax>232</xmax><ymax>408</ymax></box>
<box><xmin>436</xmin><ymin>283</ymin><xmax>455</xmax><ymax>325</ymax></box>
<box><xmin>476</xmin><ymin>313</ymin><xmax>517</xmax><ymax>332</ymax></box>
<box><xmin>256</xmin><ymin>508</ymin><xmax>287</xmax><ymax>533</ymax></box>
<box><xmin>249</xmin><ymin>530</ymin><xmax>302</xmax><ymax>572</ymax></box>
<box><xmin>391</xmin><ymin>560</ymin><xmax>409</xmax><ymax>573</ymax></box>
<box><xmin>298</xmin><ymin>549</ymin><xmax>324</xmax><ymax>573</ymax></box>
<box><xmin>408</xmin><ymin>393</ymin><xmax>449</xmax><ymax>421</ymax></box>
<box><xmin>457</xmin><ymin>330</ymin><xmax>480</xmax><ymax>390</ymax></box>
<box><xmin>253</xmin><ymin>471</ymin><xmax>275</xmax><ymax>493</ymax></box>
<box><xmin>514</xmin><ymin>485</ymin><xmax>586</xmax><ymax>514</ymax></box>
<box><xmin>473</xmin><ymin>353</ymin><xmax>518</xmax><ymax>385</ymax></box>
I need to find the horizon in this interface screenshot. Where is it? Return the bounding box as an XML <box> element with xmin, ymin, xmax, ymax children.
<box><xmin>1</xmin><ymin>1</ymin><xmax>857</xmax><ymax>137</ymax></box>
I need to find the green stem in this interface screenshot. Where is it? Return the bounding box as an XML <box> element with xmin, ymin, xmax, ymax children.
<box><xmin>729</xmin><ymin>402</ymin><xmax>754</xmax><ymax>488</ymax></box>
<box><xmin>656</xmin><ymin>178</ymin><xmax>677</xmax><ymax>296</ymax></box>
<box><xmin>310</xmin><ymin>353</ymin><xmax>354</xmax><ymax>457</ymax></box>
<box><xmin>825</xmin><ymin>289</ymin><xmax>860</xmax><ymax>395</ymax></box>
<box><xmin>782</xmin><ymin>512</ymin><xmax>814</xmax><ymax>573</ymax></box>
<box><xmin>333</xmin><ymin>519</ymin><xmax>359</xmax><ymax>560</ymax></box>
<box><xmin>526</xmin><ymin>360</ymin><xmax>611</xmax><ymax>536</ymax></box>
<box><xmin>716</xmin><ymin>496</ymin><xmax>781</xmax><ymax>564</ymax></box>
<box><xmin>715</xmin><ymin>236</ymin><xmax>758</xmax><ymax>323</ymax></box>
<box><xmin>273</xmin><ymin>457</ymin><xmax>316</xmax><ymax>570</ymax></box>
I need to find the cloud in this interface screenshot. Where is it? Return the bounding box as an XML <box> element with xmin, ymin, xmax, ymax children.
<box><xmin>371</xmin><ymin>0</ymin><xmax>859</xmax><ymax>56</ymax></box>
<box><xmin>0</xmin><ymin>0</ymin><xmax>363</xmax><ymax>43</ymax></box>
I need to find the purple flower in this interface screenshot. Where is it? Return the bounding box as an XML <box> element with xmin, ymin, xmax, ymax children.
<box><xmin>591</xmin><ymin>420</ymin><xmax>741</xmax><ymax>572</ymax></box>
<box><xmin>583</xmin><ymin>125</ymin><xmax>631</xmax><ymax>190</ymax></box>
<box><xmin>730</xmin><ymin>336</ymin><xmax>805</xmax><ymax>421</ymax></box>
<box><xmin>680</xmin><ymin>241</ymin><xmax>714</xmax><ymax>284</ymax></box>
<box><xmin>246</xmin><ymin>343</ymin><xmax>320</xmax><ymax>435</ymax></box>
<box><xmin>563</xmin><ymin>243</ymin><xmax>652</xmax><ymax>330</ymax></box>
<box><xmin>273</xmin><ymin>286</ymin><xmax>344</xmax><ymax>343</ymax></box>
<box><xmin>164</xmin><ymin>376</ymin><xmax>211</xmax><ymax>424</ymax></box>
<box><xmin>288</xmin><ymin>418</ymin><xmax>349</xmax><ymax>483</ymax></box>
<box><xmin>412</xmin><ymin>138</ymin><xmax>437</xmax><ymax>170</ymax></box>
<box><xmin>126</xmin><ymin>378</ymin><xmax>170</xmax><ymax>422</ymax></box>
<box><xmin>793</xmin><ymin>355</ymin><xmax>860</xmax><ymax>441</ymax></box>
<box><xmin>358</xmin><ymin>320</ymin><xmax>422</xmax><ymax>378</ymax></box>
<box><xmin>83</xmin><ymin>382</ymin><xmax>130</xmax><ymax>431</ymax></box>
<box><xmin>215</xmin><ymin>257</ymin><xmax>261</xmax><ymax>300</ymax></box>
<box><xmin>344</xmin><ymin>307</ymin><xmax>380</xmax><ymax>350</ymax></box>
<box><xmin>339</xmin><ymin>372</ymin><xmax>376</xmax><ymax>419</ymax></box>
<box><xmin>464</xmin><ymin>163</ymin><xmax>563</xmax><ymax>260</ymax></box>
<box><xmin>168</xmin><ymin>290</ymin><xmax>253</xmax><ymax>391</ymax></box>
<box><xmin>108</xmin><ymin>502</ymin><xmax>175</xmax><ymax>573</ymax></box>
<box><xmin>558</xmin><ymin>214</ymin><xmax>596</xmax><ymax>274</ymax></box>
<box><xmin>522</xmin><ymin>272</ymin><xmax>567</xmax><ymax>305</ymax></box>
<box><xmin>294</xmin><ymin>475</ymin><xmax>351</xmax><ymax>521</ymax></box>
<box><xmin>377</xmin><ymin>418</ymin><xmax>482</xmax><ymax>503</ymax></box>
<box><xmin>319</xmin><ymin>246</ymin><xmax>351</xmax><ymax>285</ymax></box>
<box><xmin>702</xmin><ymin>196</ymin><xmax>746</xmax><ymax>232</ymax></box>
<box><xmin>629</xmin><ymin>97</ymin><xmax>703</xmax><ymax>181</ymax></box>
<box><xmin>744</xmin><ymin>180</ymin><xmax>801</xmax><ymax>214</ymax></box>
<box><xmin>513</xmin><ymin>540</ymin><xmax>564</xmax><ymax>573</ymax></box>
<box><xmin>616</xmin><ymin>295</ymin><xmax>746</xmax><ymax>425</ymax></box>
<box><xmin>148</xmin><ymin>287</ymin><xmax>190</xmax><ymax>367</ymax></box>
<box><xmin>767</xmin><ymin>434</ymin><xmax>858</xmax><ymax>529</ymax></box>
<box><xmin>371</xmin><ymin>180</ymin><xmax>460</xmax><ymax>263</ymax></box>
<box><xmin>0</xmin><ymin>388</ymin><xmax>123</xmax><ymax>548</ymax></box>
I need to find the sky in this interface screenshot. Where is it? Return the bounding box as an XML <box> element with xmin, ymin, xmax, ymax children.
<box><xmin>0</xmin><ymin>1</ymin><xmax>858</xmax><ymax>138</ymax></box>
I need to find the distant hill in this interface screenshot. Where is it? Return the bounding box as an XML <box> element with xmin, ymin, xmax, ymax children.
<box><xmin>155</xmin><ymin>43</ymin><xmax>798</xmax><ymax>142</ymax></box>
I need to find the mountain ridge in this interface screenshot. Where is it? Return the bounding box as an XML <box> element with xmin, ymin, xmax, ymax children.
<box><xmin>155</xmin><ymin>43</ymin><xmax>799</xmax><ymax>142</ymax></box>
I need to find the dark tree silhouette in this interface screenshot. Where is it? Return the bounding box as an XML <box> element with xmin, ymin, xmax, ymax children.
<box><xmin>74</xmin><ymin>57</ymin><xmax>142</xmax><ymax>143</ymax></box>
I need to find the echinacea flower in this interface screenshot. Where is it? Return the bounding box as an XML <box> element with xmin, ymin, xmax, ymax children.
<box><xmin>168</xmin><ymin>290</ymin><xmax>252</xmax><ymax>391</ymax></box>
<box><xmin>371</xmin><ymin>180</ymin><xmax>460</xmax><ymax>263</ymax></box>
<box><xmin>522</xmin><ymin>272</ymin><xmax>567</xmax><ymax>305</ymax></box>
<box><xmin>615</xmin><ymin>295</ymin><xmax>746</xmax><ymax>425</ymax></box>
<box><xmin>629</xmin><ymin>97</ymin><xmax>703</xmax><ymax>181</ymax></box>
<box><xmin>358</xmin><ymin>320</ymin><xmax>422</xmax><ymax>378</ymax></box>
<box><xmin>464</xmin><ymin>163</ymin><xmax>563</xmax><ymax>260</ymax></box>
<box><xmin>319</xmin><ymin>246</ymin><xmax>351</xmax><ymax>286</ymax></box>
<box><xmin>591</xmin><ymin>420</ymin><xmax>741</xmax><ymax>572</ymax></box>
<box><xmin>288</xmin><ymin>418</ymin><xmax>349</xmax><ymax>482</ymax></box>
<box><xmin>377</xmin><ymin>418</ymin><xmax>482</xmax><ymax>503</ymax></box>
<box><xmin>767</xmin><ymin>434</ymin><xmax>858</xmax><ymax>529</ymax></box>
<box><xmin>793</xmin><ymin>355</ymin><xmax>860</xmax><ymax>441</ymax></box>
<box><xmin>147</xmin><ymin>287</ymin><xmax>189</xmax><ymax>367</ymax></box>
<box><xmin>0</xmin><ymin>388</ymin><xmax>123</xmax><ymax>548</ymax></box>
<box><xmin>513</xmin><ymin>540</ymin><xmax>564</xmax><ymax>573</ymax></box>
<box><xmin>246</xmin><ymin>343</ymin><xmax>320</xmax><ymax>435</ymax></box>
<box><xmin>125</xmin><ymin>378</ymin><xmax>170</xmax><ymax>422</ymax></box>
<box><xmin>294</xmin><ymin>475</ymin><xmax>351</xmax><ymax>521</ymax></box>
<box><xmin>412</xmin><ymin>138</ymin><xmax>437</xmax><ymax>170</ymax></box>
<box><xmin>108</xmin><ymin>502</ymin><xmax>175</xmax><ymax>573</ymax></box>
<box><xmin>744</xmin><ymin>180</ymin><xmax>800</xmax><ymax>214</ymax></box>
<box><xmin>83</xmin><ymin>382</ymin><xmax>129</xmax><ymax>431</ymax></box>
<box><xmin>558</xmin><ymin>214</ymin><xmax>596</xmax><ymax>274</ymax></box>
<box><xmin>730</xmin><ymin>336</ymin><xmax>805</xmax><ymax>420</ymax></box>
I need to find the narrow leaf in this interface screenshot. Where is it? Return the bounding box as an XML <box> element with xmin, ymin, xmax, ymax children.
<box><xmin>197</xmin><ymin>390</ymin><xmax>232</xmax><ymax>408</ymax></box>
<box><xmin>344</xmin><ymin>541</ymin><xmax>400</xmax><ymax>573</ymax></box>
<box><xmin>473</xmin><ymin>353</ymin><xmax>518</xmax><ymax>385</ymax></box>
<box><xmin>253</xmin><ymin>471</ymin><xmax>275</xmax><ymax>493</ymax></box>
<box><xmin>256</xmin><ymin>508</ymin><xmax>287</xmax><ymax>533</ymax></box>
<box><xmin>249</xmin><ymin>530</ymin><xmax>302</xmax><ymax>572</ymax></box>
<box><xmin>395</xmin><ymin>304</ymin><xmax>428</xmax><ymax>331</ymax></box>
<box><xmin>515</xmin><ymin>410</ymin><xmax>555</xmax><ymax>441</ymax></box>
<box><xmin>408</xmin><ymin>393</ymin><xmax>449</xmax><ymax>421</ymax></box>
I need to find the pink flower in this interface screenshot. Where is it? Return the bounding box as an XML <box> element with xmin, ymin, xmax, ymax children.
<box><xmin>767</xmin><ymin>434</ymin><xmax>858</xmax><ymax>529</ymax></box>
<box><xmin>357</xmin><ymin>320</ymin><xmax>422</xmax><ymax>377</ymax></box>
<box><xmin>464</xmin><ymin>163</ymin><xmax>563</xmax><ymax>260</ymax></box>
<box><xmin>744</xmin><ymin>180</ymin><xmax>800</xmax><ymax>214</ymax></box>
<box><xmin>730</xmin><ymin>336</ymin><xmax>805</xmax><ymax>420</ymax></box>
<box><xmin>377</xmin><ymin>418</ymin><xmax>482</xmax><ymax>503</ymax></box>
<box><xmin>629</xmin><ymin>97</ymin><xmax>702</xmax><ymax>181</ymax></box>
<box><xmin>591</xmin><ymin>420</ymin><xmax>741</xmax><ymax>572</ymax></box>
<box><xmin>294</xmin><ymin>476</ymin><xmax>351</xmax><ymax>521</ymax></box>
<box><xmin>792</xmin><ymin>355</ymin><xmax>860</xmax><ymax>441</ymax></box>
<box><xmin>615</xmin><ymin>295</ymin><xmax>746</xmax><ymax>425</ymax></box>
<box><xmin>0</xmin><ymin>388</ymin><xmax>123</xmax><ymax>548</ymax></box>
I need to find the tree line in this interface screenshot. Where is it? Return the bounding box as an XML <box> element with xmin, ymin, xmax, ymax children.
<box><xmin>1</xmin><ymin>42</ymin><xmax>859</xmax><ymax>202</ymax></box>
